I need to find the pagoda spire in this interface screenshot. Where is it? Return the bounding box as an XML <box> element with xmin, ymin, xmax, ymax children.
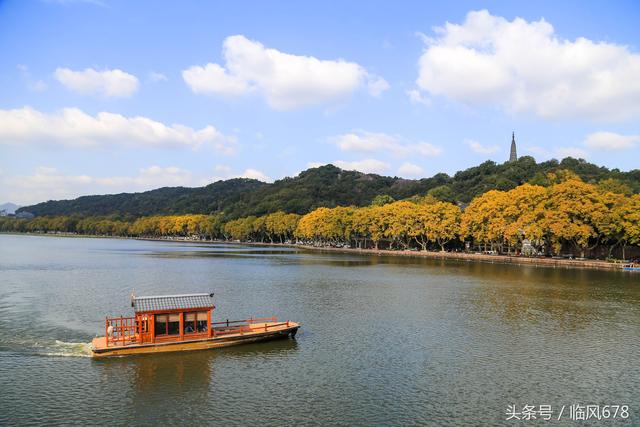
<box><xmin>509</xmin><ymin>132</ymin><xmax>517</xmax><ymax>162</ymax></box>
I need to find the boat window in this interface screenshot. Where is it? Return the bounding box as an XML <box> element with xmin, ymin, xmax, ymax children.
<box><xmin>155</xmin><ymin>315</ymin><xmax>168</xmax><ymax>336</ymax></box>
<box><xmin>196</xmin><ymin>311</ymin><xmax>208</xmax><ymax>332</ymax></box>
<box><xmin>167</xmin><ymin>314</ymin><xmax>180</xmax><ymax>335</ymax></box>
<box><xmin>184</xmin><ymin>312</ymin><xmax>196</xmax><ymax>334</ymax></box>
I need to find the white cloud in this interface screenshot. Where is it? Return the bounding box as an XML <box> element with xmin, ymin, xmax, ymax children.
<box><xmin>583</xmin><ymin>131</ymin><xmax>639</xmax><ymax>150</ymax></box>
<box><xmin>0</xmin><ymin>166</ymin><xmax>196</xmax><ymax>205</ymax></box>
<box><xmin>524</xmin><ymin>145</ymin><xmax>594</xmax><ymax>160</ymax></box>
<box><xmin>410</xmin><ymin>142</ymin><xmax>442</xmax><ymax>157</ymax></box>
<box><xmin>334</xmin><ymin>159</ymin><xmax>390</xmax><ymax>174</ymax></box>
<box><xmin>415</xmin><ymin>10</ymin><xmax>640</xmax><ymax>121</ymax></box>
<box><xmin>329</xmin><ymin>130</ymin><xmax>442</xmax><ymax>157</ymax></box>
<box><xmin>55</xmin><ymin>67</ymin><xmax>139</xmax><ymax>97</ymax></box>
<box><xmin>398</xmin><ymin>162</ymin><xmax>424</xmax><ymax>177</ymax></box>
<box><xmin>0</xmin><ymin>106</ymin><xmax>235</xmax><ymax>153</ymax></box>
<box><xmin>209</xmin><ymin>164</ymin><xmax>272</xmax><ymax>183</ymax></box>
<box><xmin>183</xmin><ymin>35</ymin><xmax>388</xmax><ymax>109</ymax></box>
<box><xmin>465</xmin><ymin>138</ymin><xmax>499</xmax><ymax>154</ymax></box>
<box><xmin>367</xmin><ymin>75</ymin><xmax>390</xmax><ymax>97</ymax></box>
<box><xmin>240</xmin><ymin>168</ymin><xmax>271</xmax><ymax>182</ymax></box>
<box><xmin>406</xmin><ymin>89</ymin><xmax>430</xmax><ymax>106</ymax></box>
<box><xmin>555</xmin><ymin>147</ymin><xmax>588</xmax><ymax>158</ymax></box>
<box><xmin>149</xmin><ymin>72</ymin><xmax>168</xmax><ymax>83</ymax></box>
<box><xmin>183</xmin><ymin>63</ymin><xmax>250</xmax><ymax>96</ymax></box>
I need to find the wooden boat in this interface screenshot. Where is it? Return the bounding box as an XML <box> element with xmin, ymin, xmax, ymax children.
<box><xmin>622</xmin><ymin>263</ymin><xmax>640</xmax><ymax>272</ymax></box>
<box><xmin>91</xmin><ymin>293</ymin><xmax>299</xmax><ymax>358</ymax></box>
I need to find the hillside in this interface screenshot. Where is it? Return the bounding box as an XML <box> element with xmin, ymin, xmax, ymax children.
<box><xmin>20</xmin><ymin>179</ymin><xmax>267</xmax><ymax>218</ymax></box>
<box><xmin>18</xmin><ymin>157</ymin><xmax>640</xmax><ymax>219</ymax></box>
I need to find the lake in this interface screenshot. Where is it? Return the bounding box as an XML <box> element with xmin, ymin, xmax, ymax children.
<box><xmin>0</xmin><ymin>234</ymin><xmax>638</xmax><ymax>425</ymax></box>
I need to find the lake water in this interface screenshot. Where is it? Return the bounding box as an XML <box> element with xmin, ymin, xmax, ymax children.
<box><xmin>0</xmin><ymin>234</ymin><xmax>638</xmax><ymax>425</ymax></box>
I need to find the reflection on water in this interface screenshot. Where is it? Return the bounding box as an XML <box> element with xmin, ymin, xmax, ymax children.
<box><xmin>100</xmin><ymin>339</ymin><xmax>299</xmax><ymax>394</ymax></box>
<box><xmin>0</xmin><ymin>234</ymin><xmax>638</xmax><ymax>426</ymax></box>
<box><xmin>459</xmin><ymin>262</ymin><xmax>639</xmax><ymax>331</ymax></box>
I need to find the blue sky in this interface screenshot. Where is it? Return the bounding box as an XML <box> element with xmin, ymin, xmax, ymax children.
<box><xmin>1</xmin><ymin>0</ymin><xmax>639</xmax><ymax>205</ymax></box>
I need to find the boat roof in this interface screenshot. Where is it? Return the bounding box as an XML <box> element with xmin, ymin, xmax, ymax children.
<box><xmin>132</xmin><ymin>293</ymin><xmax>215</xmax><ymax>313</ymax></box>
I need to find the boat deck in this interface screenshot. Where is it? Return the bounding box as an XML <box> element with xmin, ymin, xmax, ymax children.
<box><xmin>91</xmin><ymin>320</ymin><xmax>299</xmax><ymax>357</ymax></box>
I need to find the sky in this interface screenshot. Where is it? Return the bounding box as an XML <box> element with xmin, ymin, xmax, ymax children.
<box><xmin>0</xmin><ymin>0</ymin><xmax>639</xmax><ymax>206</ymax></box>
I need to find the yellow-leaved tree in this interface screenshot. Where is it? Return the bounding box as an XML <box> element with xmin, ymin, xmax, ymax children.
<box><xmin>415</xmin><ymin>201</ymin><xmax>461</xmax><ymax>251</ymax></box>
<box><xmin>502</xmin><ymin>183</ymin><xmax>547</xmax><ymax>254</ymax></box>
<box><xmin>460</xmin><ymin>190</ymin><xmax>509</xmax><ymax>252</ymax></box>
<box><xmin>542</xmin><ymin>178</ymin><xmax>608</xmax><ymax>257</ymax></box>
<box><xmin>382</xmin><ymin>201</ymin><xmax>419</xmax><ymax>249</ymax></box>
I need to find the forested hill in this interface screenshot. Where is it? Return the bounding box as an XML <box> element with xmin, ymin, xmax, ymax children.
<box><xmin>18</xmin><ymin>157</ymin><xmax>640</xmax><ymax>220</ymax></box>
<box><xmin>20</xmin><ymin>179</ymin><xmax>267</xmax><ymax>218</ymax></box>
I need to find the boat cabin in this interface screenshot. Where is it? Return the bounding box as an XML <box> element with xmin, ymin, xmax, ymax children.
<box><xmin>106</xmin><ymin>293</ymin><xmax>215</xmax><ymax>347</ymax></box>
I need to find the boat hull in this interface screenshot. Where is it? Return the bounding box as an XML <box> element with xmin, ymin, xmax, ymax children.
<box><xmin>91</xmin><ymin>323</ymin><xmax>299</xmax><ymax>358</ymax></box>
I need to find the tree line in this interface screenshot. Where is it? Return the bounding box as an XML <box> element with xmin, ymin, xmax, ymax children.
<box><xmin>18</xmin><ymin>159</ymin><xmax>640</xmax><ymax>220</ymax></box>
<box><xmin>2</xmin><ymin>173</ymin><xmax>639</xmax><ymax>259</ymax></box>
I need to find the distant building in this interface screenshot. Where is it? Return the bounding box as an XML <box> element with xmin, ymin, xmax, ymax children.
<box><xmin>509</xmin><ymin>132</ymin><xmax>517</xmax><ymax>162</ymax></box>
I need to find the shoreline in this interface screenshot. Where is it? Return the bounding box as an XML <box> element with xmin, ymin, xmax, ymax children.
<box><xmin>294</xmin><ymin>245</ymin><xmax>626</xmax><ymax>271</ymax></box>
<box><xmin>2</xmin><ymin>231</ymin><xmax>632</xmax><ymax>272</ymax></box>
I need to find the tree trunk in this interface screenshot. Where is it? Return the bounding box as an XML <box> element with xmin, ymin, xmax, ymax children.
<box><xmin>417</xmin><ymin>237</ymin><xmax>427</xmax><ymax>251</ymax></box>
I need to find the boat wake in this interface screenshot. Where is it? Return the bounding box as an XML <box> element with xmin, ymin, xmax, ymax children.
<box><xmin>41</xmin><ymin>340</ymin><xmax>92</xmax><ymax>358</ymax></box>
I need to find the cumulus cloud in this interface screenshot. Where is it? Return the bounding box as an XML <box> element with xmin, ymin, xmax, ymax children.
<box><xmin>397</xmin><ymin>162</ymin><xmax>424</xmax><ymax>177</ymax></box>
<box><xmin>240</xmin><ymin>168</ymin><xmax>271</xmax><ymax>182</ymax></box>
<box><xmin>465</xmin><ymin>139</ymin><xmax>499</xmax><ymax>154</ymax></box>
<box><xmin>183</xmin><ymin>63</ymin><xmax>249</xmax><ymax>96</ymax></box>
<box><xmin>329</xmin><ymin>131</ymin><xmax>442</xmax><ymax>157</ymax></box>
<box><xmin>333</xmin><ymin>159</ymin><xmax>390</xmax><ymax>174</ymax></box>
<box><xmin>0</xmin><ymin>166</ymin><xmax>196</xmax><ymax>205</ymax></box>
<box><xmin>583</xmin><ymin>131</ymin><xmax>639</xmax><ymax>150</ymax></box>
<box><xmin>183</xmin><ymin>35</ymin><xmax>388</xmax><ymax>109</ymax></box>
<box><xmin>209</xmin><ymin>165</ymin><xmax>272</xmax><ymax>183</ymax></box>
<box><xmin>415</xmin><ymin>10</ymin><xmax>640</xmax><ymax>121</ymax></box>
<box><xmin>0</xmin><ymin>106</ymin><xmax>235</xmax><ymax>153</ymax></box>
<box><xmin>55</xmin><ymin>67</ymin><xmax>139</xmax><ymax>97</ymax></box>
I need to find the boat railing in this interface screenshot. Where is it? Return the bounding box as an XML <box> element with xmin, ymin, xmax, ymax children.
<box><xmin>210</xmin><ymin>316</ymin><xmax>277</xmax><ymax>327</ymax></box>
<box><xmin>105</xmin><ymin>316</ymin><xmax>140</xmax><ymax>347</ymax></box>
<box><xmin>210</xmin><ymin>317</ymin><xmax>291</xmax><ymax>336</ymax></box>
